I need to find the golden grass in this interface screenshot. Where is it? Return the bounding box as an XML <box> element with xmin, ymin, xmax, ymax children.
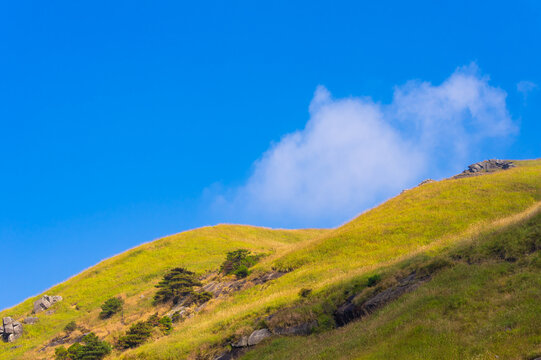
<box><xmin>1</xmin><ymin>159</ymin><xmax>539</xmax><ymax>360</ymax></box>
<box><xmin>241</xmin><ymin>208</ymin><xmax>541</xmax><ymax>360</ymax></box>
<box><xmin>120</xmin><ymin>160</ymin><xmax>541</xmax><ymax>359</ymax></box>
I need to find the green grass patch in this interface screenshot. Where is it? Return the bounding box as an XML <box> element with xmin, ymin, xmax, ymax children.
<box><xmin>1</xmin><ymin>159</ymin><xmax>539</xmax><ymax>360</ymax></box>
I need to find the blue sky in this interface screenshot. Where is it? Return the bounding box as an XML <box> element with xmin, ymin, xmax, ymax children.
<box><xmin>1</xmin><ymin>1</ymin><xmax>540</xmax><ymax>310</ymax></box>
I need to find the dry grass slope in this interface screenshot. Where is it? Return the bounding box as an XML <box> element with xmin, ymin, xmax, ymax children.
<box><xmin>0</xmin><ymin>159</ymin><xmax>539</xmax><ymax>360</ymax></box>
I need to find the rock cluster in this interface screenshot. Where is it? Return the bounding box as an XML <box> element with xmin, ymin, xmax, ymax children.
<box><xmin>271</xmin><ymin>320</ymin><xmax>318</xmax><ymax>336</ymax></box>
<box><xmin>418</xmin><ymin>179</ymin><xmax>436</xmax><ymax>186</ymax></box>
<box><xmin>231</xmin><ymin>328</ymin><xmax>272</xmax><ymax>348</ymax></box>
<box><xmin>23</xmin><ymin>317</ymin><xmax>39</xmax><ymax>324</ymax></box>
<box><xmin>0</xmin><ymin>317</ymin><xmax>23</xmax><ymax>342</ymax></box>
<box><xmin>454</xmin><ymin>159</ymin><xmax>515</xmax><ymax>179</ymax></box>
<box><xmin>33</xmin><ymin>295</ymin><xmax>63</xmax><ymax>314</ymax></box>
<box><xmin>214</xmin><ymin>327</ymin><xmax>281</xmax><ymax>359</ymax></box>
<box><xmin>334</xmin><ymin>272</ymin><xmax>429</xmax><ymax>327</ymax></box>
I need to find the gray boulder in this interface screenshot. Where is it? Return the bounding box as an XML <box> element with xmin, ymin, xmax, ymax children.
<box><xmin>23</xmin><ymin>317</ymin><xmax>38</xmax><ymax>324</ymax></box>
<box><xmin>231</xmin><ymin>335</ymin><xmax>249</xmax><ymax>348</ymax></box>
<box><xmin>1</xmin><ymin>317</ymin><xmax>23</xmax><ymax>342</ymax></box>
<box><xmin>13</xmin><ymin>323</ymin><xmax>23</xmax><ymax>336</ymax></box>
<box><xmin>272</xmin><ymin>321</ymin><xmax>318</xmax><ymax>336</ymax></box>
<box><xmin>247</xmin><ymin>329</ymin><xmax>271</xmax><ymax>346</ymax></box>
<box><xmin>454</xmin><ymin>159</ymin><xmax>515</xmax><ymax>179</ymax></box>
<box><xmin>33</xmin><ymin>295</ymin><xmax>62</xmax><ymax>314</ymax></box>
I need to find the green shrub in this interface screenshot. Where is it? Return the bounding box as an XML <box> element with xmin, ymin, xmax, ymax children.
<box><xmin>190</xmin><ymin>291</ymin><xmax>213</xmax><ymax>305</ymax></box>
<box><xmin>54</xmin><ymin>346</ymin><xmax>69</xmax><ymax>360</ymax></box>
<box><xmin>147</xmin><ymin>313</ymin><xmax>161</xmax><ymax>327</ymax></box>
<box><xmin>153</xmin><ymin>267</ymin><xmax>202</xmax><ymax>305</ymax></box>
<box><xmin>116</xmin><ymin>321</ymin><xmax>153</xmax><ymax>349</ymax></box>
<box><xmin>99</xmin><ymin>297</ymin><xmax>123</xmax><ymax>319</ymax></box>
<box><xmin>171</xmin><ymin>311</ymin><xmax>183</xmax><ymax>323</ymax></box>
<box><xmin>55</xmin><ymin>333</ymin><xmax>111</xmax><ymax>360</ymax></box>
<box><xmin>232</xmin><ymin>264</ymin><xmax>250</xmax><ymax>278</ymax></box>
<box><xmin>116</xmin><ymin>313</ymin><xmax>175</xmax><ymax>350</ymax></box>
<box><xmin>367</xmin><ymin>274</ymin><xmax>381</xmax><ymax>287</ymax></box>
<box><xmin>158</xmin><ymin>316</ymin><xmax>173</xmax><ymax>334</ymax></box>
<box><xmin>64</xmin><ymin>321</ymin><xmax>77</xmax><ymax>333</ymax></box>
<box><xmin>220</xmin><ymin>249</ymin><xmax>261</xmax><ymax>277</ymax></box>
<box><xmin>299</xmin><ymin>288</ymin><xmax>312</xmax><ymax>298</ymax></box>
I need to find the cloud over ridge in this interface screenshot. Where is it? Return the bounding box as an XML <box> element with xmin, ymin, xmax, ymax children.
<box><xmin>211</xmin><ymin>64</ymin><xmax>516</xmax><ymax>227</ymax></box>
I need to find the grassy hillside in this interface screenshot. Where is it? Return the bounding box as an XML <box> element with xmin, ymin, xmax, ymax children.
<box><xmin>0</xmin><ymin>226</ymin><xmax>326</xmax><ymax>359</ymax></box>
<box><xmin>242</xmin><ymin>207</ymin><xmax>541</xmax><ymax>360</ymax></box>
<box><xmin>1</xmin><ymin>159</ymin><xmax>540</xmax><ymax>360</ymax></box>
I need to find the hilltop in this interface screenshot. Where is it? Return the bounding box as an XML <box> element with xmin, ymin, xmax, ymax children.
<box><xmin>1</xmin><ymin>159</ymin><xmax>540</xmax><ymax>360</ymax></box>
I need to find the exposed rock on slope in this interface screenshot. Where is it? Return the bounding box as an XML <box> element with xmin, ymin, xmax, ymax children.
<box><xmin>453</xmin><ymin>159</ymin><xmax>515</xmax><ymax>179</ymax></box>
<box><xmin>0</xmin><ymin>317</ymin><xmax>23</xmax><ymax>342</ymax></box>
<box><xmin>334</xmin><ymin>272</ymin><xmax>430</xmax><ymax>327</ymax></box>
<box><xmin>33</xmin><ymin>295</ymin><xmax>62</xmax><ymax>314</ymax></box>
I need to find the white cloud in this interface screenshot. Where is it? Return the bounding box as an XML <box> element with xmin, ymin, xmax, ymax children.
<box><xmin>517</xmin><ymin>80</ymin><xmax>538</xmax><ymax>100</ymax></box>
<box><xmin>210</xmin><ymin>64</ymin><xmax>516</xmax><ymax>227</ymax></box>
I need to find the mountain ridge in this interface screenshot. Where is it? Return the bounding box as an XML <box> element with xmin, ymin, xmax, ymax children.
<box><xmin>1</xmin><ymin>159</ymin><xmax>540</xmax><ymax>360</ymax></box>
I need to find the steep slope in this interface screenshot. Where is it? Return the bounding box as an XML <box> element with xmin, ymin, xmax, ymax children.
<box><xmin>241</xmin><ymin>208</ymin><xmax>541</xmax><ymax>360</ymax></box>
<box><xmin>0</xmin><ymin>226</ymin><xmax>326</xmax><ymax>359</ymax></box>
<box><xmin>1</xmin><ymin>159</ymin><xmax>539</xmax><ymax>360</ymax></box>
<box><xmin>120</xmin><ymin>160</ymin><xmax>539</xmax><ymax>360</ymax></box>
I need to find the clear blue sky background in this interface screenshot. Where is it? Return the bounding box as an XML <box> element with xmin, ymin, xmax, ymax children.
<box><xmin>1</xmin><ymin>1</ymin><xmax>540</xmax><ymax>310</ymax></box>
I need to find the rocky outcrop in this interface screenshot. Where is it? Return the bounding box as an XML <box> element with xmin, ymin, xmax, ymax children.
<box><xmin>231</xmin><ymin>328</ymin><xmax>272</xmax><ymax>348</ymax></box>
<box><xmin>247</xmin><ymin>329</ymin><xmax>271</xmax><ymax>345</ymax></box>
<box><xmin>271</xmin><ymin>320</ymin><xmax>318</xmax><ymax>336</ymax></box>
<box><xmin>200</xmin><ymin>271</ymin><xmax>285</xmax><ymax>300</ymax></box>
<box><xmin>33</xmin><ymin>295</ymin><xmax>62</xmax><ymax>314</ymax></box>
<box><xmin>23</xmin><ymin>317</ymin><xmax>38</xmax><ymax>324</ymax></box>
<box><xmin>231</xmin><ymin>335</ymin><xmax>249</xmax><ymax>348</ymax></box>
<box><xmin>418</xmin><ymin>179</ymin><xmax>435</xmax><ymax>186</ymax></box>
<box><xmin>1</xmin><ymin>317</ymin><xmax>23</xmax><ymax>342</ymax></box>
<box><xmin>454</xmin><ymin>159</ymin><xmax>515</xmax><ymax>179</ymax></box>
<box><xmin>334</xmin><ymin>272</ymin><xmax>430</xmax><ymax>327</ymax></box>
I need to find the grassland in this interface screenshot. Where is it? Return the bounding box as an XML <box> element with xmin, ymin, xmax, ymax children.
<box><xmin>0</xmin><ymin>226</ymin><xmax>326</xmax><ymax>359</ymax></box>
<box><xmin>1</xmin><ymin>159</ymin><xmax>539</xmax><ymax>360</ymax></box>
<box><xmin>241</xmin><ymin>208</ymin><xmax>541</xmax><ymax>360</ymax></box>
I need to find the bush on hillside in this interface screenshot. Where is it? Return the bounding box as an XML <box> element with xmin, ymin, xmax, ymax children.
<box><xmin>147</xmin><ymin>313</ymin><xmax>173</xmax><ymax>332</ymax></box>
<box><xmin>64</xmin><ymin>321</ymin><xmax>77</xmax><ymax>333</ymax></box>
<box><xmin>99</xmin><ymin>297</ymin><xmax>124</xmax><ymax>319</ymax></box>
<box><xmin>367</xmin><ymin>274</ymin><xmax>381</xmax><ymax>287</ymax></box>
<box><xmin>232</xmin><ymin>264</ymin><xmax>250</xmax><ymax>278</ymax></box>
<box><xmin>116</xmin><ymin>321</ymin><xmax>153</xmax><ymax>349</ymax></box>
<box><xmin>299</xmin><ymin>288</ymin><xmax>312</xmax><ymax>298</ymax></box>
<box><xmin>189</xmin><ymin>291</ymin><xmax>213</xmax><ymax>305</ymax></box>
<box><xmin>55</xmin><ymin>333</ymin><xmax>111</xmax><ymax>360</ymax></box>
<box><xmin>116</xmin><ymin>314</ymin><xmax>174</xmax><ymax>350</ymax></box>
<box><xmin>158</xmin><ymin>316</ymin><xmax>173</xmax><ymax>334</ymax></box>
<box><xmin>153</xmin><ymin>267</ymin><xmax>204</xmax><ymax>305</ymax></box>
<box><xmin>220</xmin><ymin>249</ymin><xmax>261</xmax><ymax>278</ymax></box>
<box><xmin>171</xmin><ymin>311</ymin><xmax>183</xmax><ymax>323</ymax></box>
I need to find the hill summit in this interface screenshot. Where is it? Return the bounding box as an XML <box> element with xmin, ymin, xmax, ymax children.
<box><xmin>1</xmin><ymin>159</ymin><xmax>540</xmax><ymax>360</ymax></box>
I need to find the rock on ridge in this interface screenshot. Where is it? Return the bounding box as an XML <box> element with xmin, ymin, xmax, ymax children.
<box><xmin>454</xmin><ymin>159</ymin><xmax>515</xmax><ymax>179</ymax></box>
<box><xmin>1</xmin><ymin>317</ymin><xmax>23</xmax><ymax>342</ymax></box>
<box><xmin>33</xmin><ymin>295</ymin><xmax>63</xmax><ymax>314</ymax></box>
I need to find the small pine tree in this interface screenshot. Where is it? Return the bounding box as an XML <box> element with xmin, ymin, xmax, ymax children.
<box><xmin>64</xmin><ymin>320</ymin><xmax>77</xmax><ymax>333</ymax></box>
<box><xmin>54</xmin><ymin>346</ymin><xmax>69</xmax><ymax>360</ymax></box>
<box><xmin>55</xmin><ymin>333</ymin><xmax>111</xmax><ymax>360</ymax></box>
<box><xmin>158</xmin><ymin>316</ymin><xmax>173</xmax><ymax>334</ymax></box>
<box><xmin>220</xmin><ymin>249</ymin><xmax>261</xmax><ymax>278</ymax></box>
<box><xmin>99</xmin><ymin>297</ymin><xmax>124</xmax><ymax>319</ymax></box>
<box><xmin>232</xmin><ymin>265</ymin><xmax>250</xmax><ymax>278</ymax></box>
<box><xmin>367</xmin><ymin>274</ymin><xmax>381</xmax><ymax>287</ymax></box>
<box><xmin>116</xmin><ymin>321</ymin><xmax>153</xmax><ymax>349</ymax></box>
<box><xmin>153</xmin><ymin>267</ymin><xmax>202</xmax><ymax>304</ymax></box>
